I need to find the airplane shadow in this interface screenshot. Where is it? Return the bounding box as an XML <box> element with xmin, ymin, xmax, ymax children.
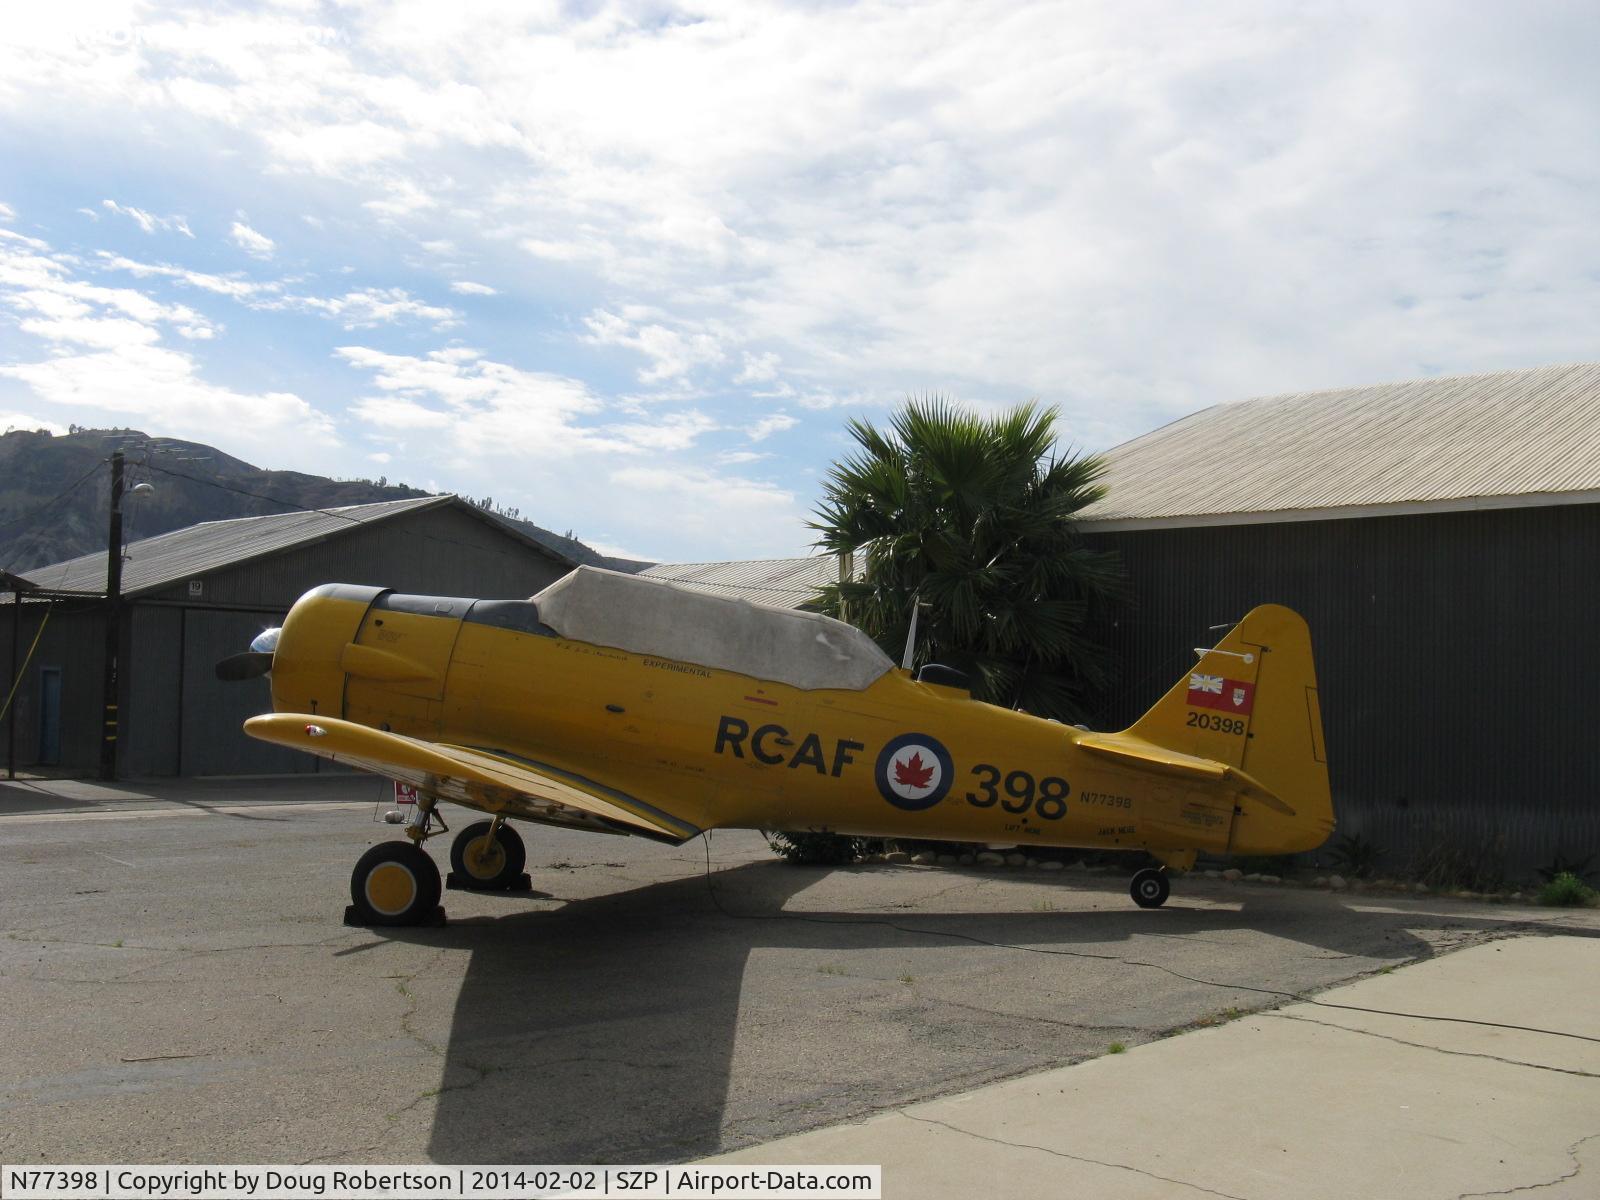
<box><xmin>376</xmin><ymin>861</ymin><xmax>1590</xmax><ymax>1164</ymax></box>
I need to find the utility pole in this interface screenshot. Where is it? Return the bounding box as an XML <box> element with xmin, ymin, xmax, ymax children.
<box><xmin>99</xmin><ymin>451</ymin><xmax>124</xmax><ymax>781</ymax></box>
<box><xmin>6</xmin><ymin>586</ymin><xmax>18</xmax><ymax>780</ymax></box>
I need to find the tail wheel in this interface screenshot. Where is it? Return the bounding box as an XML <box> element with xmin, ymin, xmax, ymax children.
<box><xmin>1131</xmin><ymin>867</ymin><xmax>1171</xmax><ymax>909</ymax></box>
<box><xmin>350</xmin><ymin>841</ymin><xmax>441</xmax><ymax>926</ymax></box>
<box><xmin>450</xmin><ymin>820</ymin><xmax>527</xmax><ymax>891</ymax></box>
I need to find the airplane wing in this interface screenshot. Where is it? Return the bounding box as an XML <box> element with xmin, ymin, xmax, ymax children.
<box><xmin>1074</xmin><ymin>732</ymin><xmax>1296</xmax><ymax>816</ymax></box>
<box><xmin>244</xmin><ymin>713</ymin><xmax>701</xmax><ymax>843</ymax></box>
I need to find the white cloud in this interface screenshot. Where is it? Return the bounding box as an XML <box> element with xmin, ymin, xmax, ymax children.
<box><xmin>0</xmin><ymin>227</ymin><xmax>49</xmax><ymax>251</ymax></box>
<box><xmin>521</xmin><ymin>238</ymin><xmax>601</xmax><ymax>264</ymax></box>
<box><xmin>337</xmin><ymin>345</ymin><xmax>624</xmax><ymax>457</ymax></box>
<box><xmin>735</xmin><ymin>352</ymin><xmax>781</xmax><ymax>384</ymax></box>
<box><xmin>0</xmin><ymin>202</ymin><xmax>14</xmax><ymax>222</ymax></box>
<box><xmin>577</xmin><ymin>537</ymin><xmax>653</xmax><ymax>563</ymax></box>
<box><xmin>608</xmin><ymin>465</ymin><xmax>807</xmax><ymax>559</ymax></box>
<box><xmin>583</xmin><ymin>309</ymin><xmax>725</xmax><ymax>383</ymax></box>
<box><xmin>0</xmin><ymin>228</ymin><xmax>329</xmax><ymax>459</ymax></box>
<box><xmin>3</xmin><ymin>3</ymin><xmax>1597</xmax><ymax>558</ymax></box>
<box><xmin>95</xmin><ymin>254</ymin><xmax>455</xmax><ymax>332</ymax></box>
<box><xmin>270</xmin><ymin>287</ymin><xmax>458</xmax><ymax>328</ymax></box>
<box><xmin>347</xmin><ymin>394</ymin><xmax>454</xmax><ymax>430</ymax></box>
<box><xmin>362</xmin><ymin>178</ymin><xmax>438</xmax><ymax>217</ymax></box>
<box><xmin>229</xmin><ymin>220</ymin><xmax>275</xmax><ymax>259</ymax></box>
<box><xmin>97</xmin><ymin>253</ymin><xmax>273</xmax><ymax>300</ymax></box>
<box><xmin>606</xmin><ymin>410</ymin><xmax>718</xmax><ymax>452</ymax></box>
<box><xmin>102</xmin><ymin>200</ymin><xmax>192</xmax><ymax>238</ymax></box>
<box><xmin>18</xmin><ymin>314</ymin><xmax>160</xmax><ymax>350</ymax></box>
<box><xmin>449</xmin><ymin>280</ymin><xmax>496</xmax><ymax>296</ymax></box>
<box><xmin>1</xmin><ymin>342</ymin><xmax>331</xmax><ymax>450</ymax></box>
<box><xmin>2</xmin><ymin>239</ymin><xmax>219</xmax><ymax>341</ymax></box>
<box><xmin>746</xmin><ymin>413</ymin><xmax>797</xmax><ymax>442</ymax></box>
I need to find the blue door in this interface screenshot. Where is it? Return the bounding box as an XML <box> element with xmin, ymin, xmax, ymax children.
<box><xmin>37</xmin><ymin>667</ymin><xmax>61</xmax><ymax>765</ymax></box>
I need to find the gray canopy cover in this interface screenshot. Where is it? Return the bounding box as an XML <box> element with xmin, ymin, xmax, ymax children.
<box><xmin>532</xmin><ymin>566</ymin><xmax>894</xmax><ymax>692</ymax></box>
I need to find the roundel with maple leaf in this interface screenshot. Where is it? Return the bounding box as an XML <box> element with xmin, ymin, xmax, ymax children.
<box><xmin>875</xmin><ymin>733</ymin><xmax>955</xmax><ymax>811</ymax></box>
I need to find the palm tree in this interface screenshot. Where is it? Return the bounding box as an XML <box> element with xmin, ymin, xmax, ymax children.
<box><xmin>810</xmin><ymin>398</ymin><xmax>1124</xmax><ymax>721</ymax></box>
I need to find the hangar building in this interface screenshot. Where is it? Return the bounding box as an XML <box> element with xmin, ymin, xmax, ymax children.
<box><xmin>2</xmin><ymin>495</ymin><xmax>574</xmax><ymax>777</ymax></box>
<box><xmin>1079</xmin><ymin>361</ymin><xmax>1600</xmax><ymax>878</ymax></box>
<box><xmin>647</xmin><ymin>362</ymin><xmax>1600</xmax><ymax>877</ymax></box>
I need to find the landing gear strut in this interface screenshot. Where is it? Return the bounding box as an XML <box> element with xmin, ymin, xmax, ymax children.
<box><xmin>1130</xmin><ymin>866</ymin><xmax>1170</xmax><ymax>909</ymax></box>
<box><xmin>448</xmin><ymin>817</ymin><xmax>529</xmax><ymax>891</ymax></box>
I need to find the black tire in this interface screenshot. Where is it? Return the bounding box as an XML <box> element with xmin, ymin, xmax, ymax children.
<box><xmin>1131</xmin><ymin>867</ymin><xmax>1170</xmax><ymax>909</ymax></box>
<box><xmin>349</xmin><ymin>841</ymin><xmax>442</xmax><ymax>926</ymax></box>
<box><xmin>449</xmin><ymin>820</ymin><xmax>527</xmax><ymax>891</ymax></box>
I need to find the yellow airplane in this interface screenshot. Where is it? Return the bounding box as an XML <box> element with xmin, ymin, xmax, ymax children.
<box><xmin>220</xmin><ymin>567</ymin><xmax>1334</xmax><ymax>925</ymax></box>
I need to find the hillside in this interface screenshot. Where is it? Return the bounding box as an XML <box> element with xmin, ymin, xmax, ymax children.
<box><xmin>0</xmin><ymin>427</ymin><xmax>648</xmax><ymax>576</ymax></box>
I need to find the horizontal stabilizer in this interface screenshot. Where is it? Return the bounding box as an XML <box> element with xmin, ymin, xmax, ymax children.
<box><xmin>1076</xmin><ymin>732</ymin><xmax>1297</xmax><ymax>816</ymax></box>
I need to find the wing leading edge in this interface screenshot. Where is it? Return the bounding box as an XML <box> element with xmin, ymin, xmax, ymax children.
<box><xmin>243</xmin><ymin>714</ymin><xmax>701</xmax><ymax>843</ymax></box>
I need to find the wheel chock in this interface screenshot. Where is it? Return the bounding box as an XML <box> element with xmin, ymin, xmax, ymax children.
<box><xmin>342</xmin><ymin>904</ymin><xmax>447</xmax><ymax>927</ymax></box>
<box><xmin>445</xmin><ymin>871</ymin><xmax>533</xmax><ymax>892</ymax></box>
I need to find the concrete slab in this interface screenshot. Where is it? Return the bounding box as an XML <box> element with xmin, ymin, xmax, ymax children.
<box><xmin>706</xmin><ymin>936</ymin><xmax>1600</xmax><ymax>1199</ymax></box>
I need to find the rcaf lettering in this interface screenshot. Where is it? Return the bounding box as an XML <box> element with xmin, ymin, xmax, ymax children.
<box><xmin>714</xmin><ymin>715</ymin><xmax>862</xmax><ymax>777</ymax></box>
<box><xmin>751</xmin><ymin>723</ymin><xmax>787</xmax><ymax>765</ymax></box>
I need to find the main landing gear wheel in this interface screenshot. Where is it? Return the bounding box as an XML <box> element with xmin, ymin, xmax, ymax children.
<box><xmin>449</xmin><ymin>820</ymin><xmax>527</xmax><ymax>891</ymax></box>
<box><xmin>1130</xmin><ymin>867</ymin><xmax>1171</xmax><ymax>909</ymax></box>
<box><xmin>348</xmin><ymin>841</ymin><xmax>442</xmax><ymax>926</ymax></box>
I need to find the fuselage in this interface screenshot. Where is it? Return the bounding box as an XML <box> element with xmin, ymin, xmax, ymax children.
<box><xmin>266</xmin><ymin>583</ymin><xmax>1326</xmax><ymax>858</ymax></box>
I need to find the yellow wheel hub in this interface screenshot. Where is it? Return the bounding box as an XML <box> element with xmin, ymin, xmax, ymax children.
<box><xmin>464</xmin><ymin>835</ymin><xmax>505</xmax><ymax>879</ymax></box>
<box><xmin>365</xmin><ymin>861</ymin><xmax>418</xmax><ymax>916</ymax></box>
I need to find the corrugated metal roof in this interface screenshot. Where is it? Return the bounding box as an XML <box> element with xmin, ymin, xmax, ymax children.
<box><xmin>1080</xmin><ymin>362</ymin><xmax>1600</xmax><ymax>527</ymax></box>
<box><xmin>640</xmin><ymin>555</ymin><xmax>842</xmax><ymax>609</ymax></box>
<box><xmin>22</xmin><ymin>495</ymin><xmax>449</xmax><ymax>596</ymax></box>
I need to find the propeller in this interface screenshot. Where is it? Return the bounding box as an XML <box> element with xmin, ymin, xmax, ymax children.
<box><xmin>216</xmin><ymin>626</ymin><xmax>282</xmax><ymax>682</ymax></box>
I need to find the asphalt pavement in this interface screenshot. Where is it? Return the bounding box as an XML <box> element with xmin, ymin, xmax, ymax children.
<box><xmin>3</xmin><ymin>774</ymin><xmax>1596</xmax><ymax>1189</ymax></box>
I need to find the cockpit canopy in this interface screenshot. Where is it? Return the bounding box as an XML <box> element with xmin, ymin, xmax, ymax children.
<box><xmin>532</xmin><ymin>566</ymin><xmax>893</xmax><ymax>692</ymax></box>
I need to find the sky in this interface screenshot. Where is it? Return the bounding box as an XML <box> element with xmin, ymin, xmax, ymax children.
<box><xmin>1</xmin><ymin>2</ymin><xmax>1597</xmax><ymax>562</ymax></box>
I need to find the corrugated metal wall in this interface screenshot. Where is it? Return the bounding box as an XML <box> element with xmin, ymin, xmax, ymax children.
<box><xmin>2</xmin><ymin>505</ymin><xmax>573</xmax><ymax>778</ymax></box>
<box><xmin>1084</xmin><ymin>502</ymin><xmax>1600</xmax><ymax>879</ymax></box>
<box><xmin>0</xmin><ymin>604</ymin><xmax>106</xmax><ymax>774</ymax></box>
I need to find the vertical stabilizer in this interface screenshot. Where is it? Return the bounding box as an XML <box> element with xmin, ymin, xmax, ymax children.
<box><xmin>1121</xmin><ymin>604</ymin><xmax>1333</xmax><ymax>853</ymax></box>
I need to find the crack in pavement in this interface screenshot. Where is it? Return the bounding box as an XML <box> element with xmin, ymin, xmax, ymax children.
<box><xmin>920</xmin><ymin>992</ymin><xmax>1145</xmax><ymax>1036</ymax></box>
<box><xmin>1456</xmin><ymin>1131</ymin><xmax>1600</xmax><ymax>1199</ymax></box>
<box><xmin>1264</xmin><ymin>1013</ymin><xmax>1600</xmax><ymax>1080</ymax></box>
<box><xmin>899</xmin><ymin>1112</ymin><xmax>1252</xmax><ymax>1200</ymax></box>
<box><xmin>384</xmin><ymin>950</ymin><xmax>493</xmax><ymax>1121</ymax></box>
<box><xmin>852</xmin><ymin>877</ymin><xmax>995</xmax><ymax>912</ymax></box>
<box><xmin>7</xmin><ymin>932</ymin><xmax>360</xmax><ymax>982</ymax></box>
<box><xmin>294</xmin><ymin>1136</ymin><xmax>393</xmax><ymax>1167</ymax></box>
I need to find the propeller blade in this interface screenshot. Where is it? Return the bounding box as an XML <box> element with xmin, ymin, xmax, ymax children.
<box><xmin>216</xmin><ymin>651</ymin><xmax>275</xmax><ymax>682</ymax></box>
